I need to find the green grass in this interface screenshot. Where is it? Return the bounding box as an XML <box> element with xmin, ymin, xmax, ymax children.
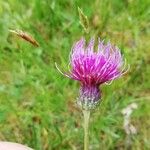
<box><xmin>0</xmin><ymin>0</ymin><xmax>150</xmax><ymax>149</ymax></box>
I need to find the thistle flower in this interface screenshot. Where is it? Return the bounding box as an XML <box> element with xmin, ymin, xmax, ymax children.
<box><xmin>56</xmin><ymin>37</ymin><xmax>128</xmax><ymax>110</ymax></box>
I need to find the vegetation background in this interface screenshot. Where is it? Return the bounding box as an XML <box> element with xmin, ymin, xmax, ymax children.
<box><xmin>0</xmin><ymin>0</ymin><xmax>149</xmax><ymax>149</ymax></box>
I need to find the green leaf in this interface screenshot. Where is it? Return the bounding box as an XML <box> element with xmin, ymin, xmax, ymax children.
<box><xmin>78</xmin><ymin>7</ymin><xmax>89</xmax><ymax>33</ymax></box>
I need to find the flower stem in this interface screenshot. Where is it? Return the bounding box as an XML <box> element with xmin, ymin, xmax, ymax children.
<box><xmin>83</xmin><ymin>109</ymin><xmax>90</xmax><ymax>150</ymax></box>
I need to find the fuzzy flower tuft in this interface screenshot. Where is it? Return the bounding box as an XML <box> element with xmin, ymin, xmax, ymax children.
<box><xmin>56</xmin><ymin>37</ymin><xmax>129</xmax><ymax>110</ymax></box>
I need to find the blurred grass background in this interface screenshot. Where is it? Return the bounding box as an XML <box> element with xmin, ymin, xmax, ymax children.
<box><xmin>0</xmin><ymin>0</ymin><xmax>150</xmax><ymax>149</ymax></box>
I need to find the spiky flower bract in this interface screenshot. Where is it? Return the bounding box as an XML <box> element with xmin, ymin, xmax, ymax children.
<box><xmin>56</xmin><ymin>37</ymin><xmax>128</xmax><ymax>110</ymax></box>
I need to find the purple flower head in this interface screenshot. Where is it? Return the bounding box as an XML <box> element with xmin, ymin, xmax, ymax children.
<box><xmin>56</xmin><ymin>37</ymin><xmax>129</xmax><ymax>110</ymax></box>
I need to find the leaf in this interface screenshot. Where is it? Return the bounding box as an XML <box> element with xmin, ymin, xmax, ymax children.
<box><xmin>78</xmin><ymin>7</ymin><xmax>89</xmax><ymax>33</ymax></box>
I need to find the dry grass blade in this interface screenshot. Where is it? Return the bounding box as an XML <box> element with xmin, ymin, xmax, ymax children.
<box><xmin>9</xmin><ymin>29</ymin><xmax>39</xmax><ymax>47</ymax></box>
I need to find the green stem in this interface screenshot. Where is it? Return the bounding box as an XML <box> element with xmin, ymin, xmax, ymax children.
<box><xmin>83</xmin><ymin>109</ymin><xmax>90</xmax><ymax>150</ymax></box>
